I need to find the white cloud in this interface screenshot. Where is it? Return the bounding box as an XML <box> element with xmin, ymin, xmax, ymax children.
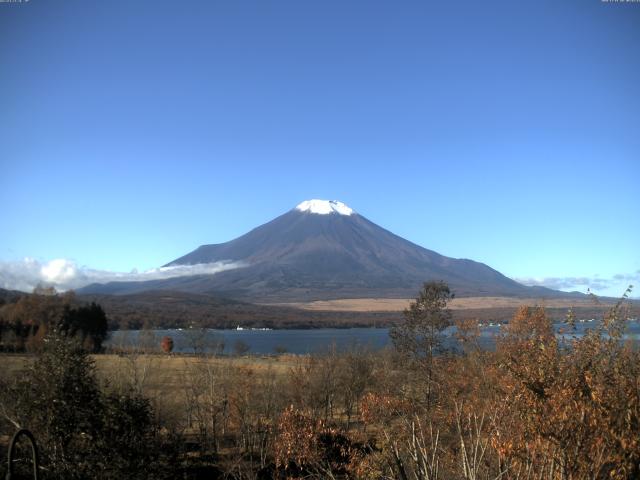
<box><xmin>41</xmin><ymin>258</ymin><xmax>77</xmax><ymax>284</ymax></box>
<box><xmin>516</xmin><ymin>272</ymin><xmax>639</xmax><ymax>297</ymax></box>
<box><xmin>0</xmin><ymin>258</ymin><xmax>245</xmax><ymax>293</ymax></box>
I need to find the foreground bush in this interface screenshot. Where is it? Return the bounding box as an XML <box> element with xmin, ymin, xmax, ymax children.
<box><xmin>0</xmin><ymin>331</ymin><xmax>177</xmax><ymax>479</ymax></box>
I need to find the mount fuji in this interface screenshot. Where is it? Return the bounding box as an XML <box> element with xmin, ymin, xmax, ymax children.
<box><xmin>80</xmin><ymin>200</ymin><xmax>562</xmax><ymax>301</ymax></box>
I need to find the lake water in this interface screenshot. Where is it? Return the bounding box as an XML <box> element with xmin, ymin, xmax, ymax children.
<box><xmin>105</xmin><ymin>319</ymin><xmax>640</xmax><ymax>355</ymax></box>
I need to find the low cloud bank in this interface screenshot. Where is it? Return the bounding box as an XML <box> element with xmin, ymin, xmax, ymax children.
<box><xmin>0</xmin><ymin>258</ymin><xmax>245</xmax><ymax>293</ymax></box>
<box><xmin>516</xmin><ymin>270</ymin><xmax>640</xmax><ymax>296</ymax></box>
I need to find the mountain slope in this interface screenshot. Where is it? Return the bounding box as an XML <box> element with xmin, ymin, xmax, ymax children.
<box><xmin>80</xmin><ymin>200</ymin><xmax>565</xmax><ymax>301</ymax></box>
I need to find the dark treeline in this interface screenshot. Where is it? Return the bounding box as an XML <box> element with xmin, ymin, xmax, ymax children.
<box><xmin>84</xmin><ymin>291</ymin><xmax>398</xmax><ymax>330</ymax></box>
<box><xmin>0</xmin><ymin>288</ymin><xmax>108</xmax><ymax>352</ymax></box>
<box><xmin>0</xmin><ymin>288</ymin><xmax>399</xmax><ymax>331</ymax></box>
<box><xmin>1</xmin><ymin>287</ymin><xmax>628</xmax><ymax>333</ymax></box>
<box><xmin>73</xmin><ymin>291</ymin><xmax>634</xmax><ymax>330</ymax></box>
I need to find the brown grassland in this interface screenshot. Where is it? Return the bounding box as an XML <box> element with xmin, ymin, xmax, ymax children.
<box><xmin>269</xmin><ymin>296</ymin><xmax>620</xmax><ymax>312</ymax></box>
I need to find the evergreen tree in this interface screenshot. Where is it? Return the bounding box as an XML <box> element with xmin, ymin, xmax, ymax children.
<box><xmin>58</xmin><ymin>302</ymin><xmax>108</xmax><ymax>352</ymax></box>
<box><xmin>6</xmin><ymin>331</ymin><xmax>163</xmax><ymax>479</ymax></box>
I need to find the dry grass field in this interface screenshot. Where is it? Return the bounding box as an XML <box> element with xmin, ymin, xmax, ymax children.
<box><xmin>0</xmin><ymin>353</ymin><xmax>300</xmax><ymax>407</ymax></box>
<box><xmin>269</xmin><ymin>295</ymin><xmax>618</xmax><ymax>312</ymax></box>
<box><xmin>0</xmin><ymin>351</ymin><xmax>307</xmax><ymax>451</ymax></box>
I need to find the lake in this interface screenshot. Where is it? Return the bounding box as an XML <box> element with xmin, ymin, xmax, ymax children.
<box><xmin>105</xmin><ymin>318</ymin><xmax>640</xmax><ymax>355</ymax></box>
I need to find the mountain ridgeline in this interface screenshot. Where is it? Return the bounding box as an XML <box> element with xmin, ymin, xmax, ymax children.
<box><xmin>81</xmin><ymin>200</ymin><xmax>563</xmax><ymax>301</ymax></box>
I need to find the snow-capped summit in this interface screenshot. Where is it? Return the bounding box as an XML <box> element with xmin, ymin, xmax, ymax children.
<box><xmin>81</xmin><ymin>198</ymin><xmax>565</xmax><ymax>302</ymax></box>
<box><xmin>295</xmin><ymin>199</ymin><xmax>354</xmax><ymax>216</ymax></box>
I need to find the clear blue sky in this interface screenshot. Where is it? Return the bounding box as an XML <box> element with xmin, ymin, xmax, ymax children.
<box><xmin>1</xmin><ymin>0</ymin><xmax>639</xmax><ymax>297</ymax></box>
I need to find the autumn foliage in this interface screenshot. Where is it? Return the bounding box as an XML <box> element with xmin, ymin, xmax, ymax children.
<box><xmin>489</xmin><ymin>305</ymin><xmax>640</xmax><ymax>479</ymax></box>
<box><xmin>371</xmin><ymin>295</ymin><xmax>640</xmax><ymax>480</ymax></box>
<box><xmin>160</xmin><ymin>335</ymin><xmax>174</xmax><ymax>353</ymax></box>
<box><xmin>0</xmin><ymin>290</ymin><xmax>108</xmax><ymax>352</ymax></box>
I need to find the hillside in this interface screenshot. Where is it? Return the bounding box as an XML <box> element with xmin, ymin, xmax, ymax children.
<box><xmin>81</xmin><ymin>200</ymin><xmax>570</xmax><ymax>301</ymax></box>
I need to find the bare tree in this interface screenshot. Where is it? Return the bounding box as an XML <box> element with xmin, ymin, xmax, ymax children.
<box><xmin>233</xmin><ymin>339</ymin><xmax>250</xmax><ymax>356</ymax></box>
<box><xmin>184</xmin><ymin>325</ymin><xmax>207</xmax><ymax>355</ymax></box>
<box><xmin>337</xmin><ymin>345</ymin><xmax>374</xmax><ymax>429</ymax></box>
